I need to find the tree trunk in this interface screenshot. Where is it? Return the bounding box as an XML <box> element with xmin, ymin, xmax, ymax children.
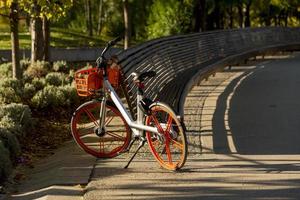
<box><xmin>31</xmin><ymin>1</ymin><xmax>44</xmax><ymax>63</ymax></box>
<box><xmin>123</xmin><ymin>0</ymin><xmax>131</xmax><ymax>49</ymax></box>
<box><xmin>237</xmin><ymin>1</ymin><xmax>244</xmax><ymax>28</ymax></box>
<box><xmin>194</xmin><ymin>0</ymin><xmax>206</xmax><ymax>32</ymax></box>
<box><xmin>284</xmin><ymin>11</ymin><xmax>288</xmax><ymax>27</ymax></box>
<box><xmin>244</xmin><ymin>0</ymin><xmax>252</xmax><ymax>27</ymax></box>
<box><xmin>228</xmin><ymin>5</ymin><xmax>234</xmax><ymax>29</ymax></box>
<box><xmin>213</xmin><ymin>2</ymin><xmax>221</xmax><ymax>29</ymax></box>
<box><xmin>42</xmin><ymin>15</ymin><xmax>50</xmax><ymax>61</ymax></box>
<box><xmin>85</xmin><ymin>0</ymin><xmax>93</xmax><ymax>36</ymax></box>
<box><xmin>10</xmin><ymin>0</ymin><xmax>21</xmax><ymax>79</ymax></box>
<box><xmin>97</xmin><ymin>0</ymin><xmax>103</xmax><ymax>35</ymax></box>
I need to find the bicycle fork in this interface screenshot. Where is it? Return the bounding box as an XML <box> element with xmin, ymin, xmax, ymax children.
<box><xmin>96</xmin><ymin>96</ymin><xmax>107</xmax><ymax>136</ymax></box>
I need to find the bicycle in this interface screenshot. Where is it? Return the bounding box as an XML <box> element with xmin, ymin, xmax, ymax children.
<box><xmin>70</xmin><ymin>37</ymin><xmax>188</xmax><ymax>170</ymax></box>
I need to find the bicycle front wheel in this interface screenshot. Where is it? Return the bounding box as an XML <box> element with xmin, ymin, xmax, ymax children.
<box><xmin>71</xmin><ymin>100</ymin><xmax>131</xmax><ymax>158</ymax></box>
<box><xmin>145</xmin><ymin>102</ymin><xmax>187</xmax><ymax>170</ymax></box>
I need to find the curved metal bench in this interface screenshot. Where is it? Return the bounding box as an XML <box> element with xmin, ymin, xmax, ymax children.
<box><xmin>117</xmin><ymin>27</ymin><xmax>300</xmax><ymax>119</ymax></box>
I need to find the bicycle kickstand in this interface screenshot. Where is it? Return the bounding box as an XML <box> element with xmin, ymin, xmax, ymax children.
<box><xmin>124</xmin><ymin>139</ymin><xmax>146</xmax><ymax>169</ymax></box>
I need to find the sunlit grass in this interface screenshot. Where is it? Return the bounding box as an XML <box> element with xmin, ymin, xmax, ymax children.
<box><xmin>0</xmin><ymin>27</ymin><xmax>118</xmax><ymax>49</ymax></box>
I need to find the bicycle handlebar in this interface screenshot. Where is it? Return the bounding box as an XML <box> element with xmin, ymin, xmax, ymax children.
<box><xmin>97</xmin><ymin>36</ymin><xmax>123</xmax><ymax>70</ymax></box>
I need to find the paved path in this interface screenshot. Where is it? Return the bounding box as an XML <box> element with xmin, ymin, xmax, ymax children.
<box><xmin>85</xmin><ymin>53</ymin><xmax>300</xmax><ymax>199</ymax></box>
<box><xmin>5</xmin><ymin>53</ymin><xmax>300</xmax><ymax>199</ymax></box>
<box><xmin>8</xmin><ymin>141</ymin><xmax>96</xmax><ymax>200</ymax></box>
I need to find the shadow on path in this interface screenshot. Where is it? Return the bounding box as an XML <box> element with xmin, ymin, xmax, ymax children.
<box><xmin>213</xmin><ymin>55</ymin><xmax>300</xmax><ymax>154</ymax></box>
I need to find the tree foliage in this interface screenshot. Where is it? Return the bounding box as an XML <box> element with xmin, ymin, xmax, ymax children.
<box><xmin>146</xmin><ymin>0</ymin><xmax>193</xmax><ymax>39</ymax></box>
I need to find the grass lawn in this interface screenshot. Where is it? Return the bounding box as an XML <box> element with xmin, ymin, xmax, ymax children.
<box><xmin>0</xmin><ymin>27</ymin><xmax>115</xmax><ymax>49</ymax></box>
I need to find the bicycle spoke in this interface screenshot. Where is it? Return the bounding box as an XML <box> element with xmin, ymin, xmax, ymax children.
<box><xmin>105</xmin><ymin>115</ymin><xmax>114</xmax><ymax>125</ymax></box>
<box><xmin>106</xmin><ymin>131</ymin><xmax>125</xmax><ymax>141</ymax></box>
<box><xmin>165</xmin><ymin>115</ymin><xmax>173</xmax><ymax>133</ymax></box>
<box><xmin>99</xmin><ymin>139</ymin><xmax>105</xmax><ymax>153</ymax></box>
<box><xmin>165</xmin><ymin>142</ymin><xmax>173</xmax><ymax>164</ymax></box>
<box><xmin>84</xmin><ymin>108</ymin><xmax>99</xmax><ymax>127</ymax></box>
<box><xmin>171</xmin><ymin>139</ymin><xmax>183</xmax><ymax>150</ymax></box>
<box><xmin>151</xmin><ymin>115</ymin><xmax>164</xmax><ymax>133</ymax></box>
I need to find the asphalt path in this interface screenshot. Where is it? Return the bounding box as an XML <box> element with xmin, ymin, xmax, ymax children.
<box><xmin>85</xmin><ymin>53</ymin><xmax>300</xmax><ymax>200</ymax></box>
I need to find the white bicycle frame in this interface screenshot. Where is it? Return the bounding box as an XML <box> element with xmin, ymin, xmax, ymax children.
<box><xmin>100</xmin><ymin>77</ymin><xmax>159</xmax><ymax>137</ymax></box>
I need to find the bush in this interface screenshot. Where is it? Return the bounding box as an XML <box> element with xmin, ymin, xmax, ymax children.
<box><xmin>0</xmin><ymin>87</ymin><xmax>22</xmax><ymax>104</ymax></box>
<box><xmin>0</xmin><ymin>103</ymin><xmax>33</xmax><ymax>182</ymax></box>
<box><xmin>31</xmin><ymin>86</ymin><xmax>66</xmax><ymax>109</ymax></box>
<box><xmin>0</xmin><ymin>62</ymin><xmax>12</xmax><ymax>78</ymax></box>
<box><xmin>0</xmin><ymin>140</ymin><xmax>12</xmax><ymax>182</ymax></box>
<box><xmin>0</xmin><ymin>78</ymin><xmax>22</xmax><ymax>91</ymax></box>
<box><xmin>59</xmin><ymin>85</ymin><xmax>79</xmax><ymax>106</ymax></box>
<box><xmin>23</xmin><ymin>83</ymin><xmax>37</xmax><ymax>102</ymax></box>
<box><xmin>20</xmin><ymin>59</ymin><xmax>31</xmax><ymax>71</ymax></box>
<box><xmin>0</xmin><ymin>127</ymin><xmax>21</xmax><ymax>160</ymax></box>
<box><xmin>0</xmin><ymin>103</ymin><xmax>33</xmax><ymax>136</ymax></box>
<box><xmin>45</xmin><ymin>72</ymin><xmax>66</xmax><ymax>86</ymax></box>
<box><xmin>24</xmin><ymin>61</ymin><xmax>50</xmax><ymax>78</ymax></box>
<box><xmin>31</xmin><ymin>78</ymin><xmax>46</xmax><ymax>91</ymax></box>
<box><xmin>31</xmin><ymin>85</ymin><xmax>79</xmax><ymax>109</ymax></box>
<box><xmin>53</xmin><ymin>60</ymin><xmax>69</xmax><ymax>72</ymax></box>
<box><xmin>0</xmin><ymin>78</ymin><xmax>23</xmax><ymax>104</ymax></box>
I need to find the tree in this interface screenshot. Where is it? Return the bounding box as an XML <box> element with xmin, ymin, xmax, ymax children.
<box><xmin>85</xmin><ymin>0</ymin><xmax>93</xmax><ymax>36</ymax></box>
<box><xmin>19</xmin><ymin>0</ymin><xmax>73</xmax><ymax>63</ymax></box>
<box><xmin>147</xmin><ymin>0</ymin><xmax>192</xmax><ymax>39</ymax></box>
<box><xmin>0</xmin><ymin>0</ymin><xmax>21</xmax><ymax>79</ymax></box>
<box><xmin>244</xmin><ymin>0</ymin><xmax>252</xmax><ymax>27</ymax></box>
<box><xmin>97</xmin><ymin>0</ymin><xmax>103</xmax><ymax>35</ymax></box>
<box><xmin>30</xmin><ymin>0</ymin><xmax>43</xmax><ymax>62</ymax></box>
<box><xmin>10</xmin><ymin>0</ymin><xmax>21</xmax><ymax>79</ymax></box>
<box><xmin>123</xmin><ymin>0</ymin><xmax>131</xmax><ymax>49</ymax></box>
<box><xmin>237</xmin><ymin>0</ymin><xmax>244</xmax><ymax>28</ymax></box>
<box><xmin>193</xmin><ymin>0</ymin><xmax>207</xmax><ymax>32</ymax></box>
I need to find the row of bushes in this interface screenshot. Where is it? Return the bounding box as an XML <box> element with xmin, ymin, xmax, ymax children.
<box><xmin>0</xmin><ymin>60</ymin><xmax>84</xmax><ymax>182</ymax></box>
<box><xmin>0</xmin><ymin>60</ymin><xmax>79</xmax><ymax>109</ymax></box>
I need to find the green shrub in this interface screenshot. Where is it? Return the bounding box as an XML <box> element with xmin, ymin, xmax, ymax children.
<box><xmin>0</xmin><ymin>78</ymin><xmax>22</xmax><ymax>90</ymax></box>
<box><xmin>0</xmin><ymin>87</ymin><xmax>21</xmax><ymax>104</ymax></box>
<box><xmin>31</xmin><ymin>77</ymin><xmax>46</xmax><ymax>91</ymax></box>
<box><xmin>31</xmin><ymin>85</ymin><xmax>65</xmax><ymax>108</ymax></box>
<box><xmin>20</xmin><ymin>59</ymin><xmax>31</xmax><ymax>71</ymax></box>
<box><xmin>0</xmin><ymin>62</ymin><xmax>12</xmax><ymax>78</ymax></box>
<box><xmin>23</xmin><ymin>83</ymin><xmax>37</xmax><ymax>102</ymax></box>
<box><xmin>59</xmin><ymin>85</ymin><xmax>79</xmax><ymax>106</ymax></box>
<box><xmin>0</xmin><ymin>116</ymin><xmax>22</xmax><ymax>136</ymax></box>
<box><xmin>0</xmin><ymin>140</ymin><xmax>12</xmax><ymax>182</ymax></box>
<box><xmin>0</xmin><ymin>103</ymin><xmax>33</xmax><ymax>136</ymax></box>
<box><xmin>53</xmin><ymin>60</ymin><xmax>69</xmax><ymax>72</ymax></box>
<box><xmin>0</xmin><ymin>78</ymin><xmax>23</xmax><ymax>104</ymax></box>
<box><xmin>67</xmin><ymin>69</ymin><xmax>75</xmax><ymax>84</ymax></box>
<box><xmin>24</xmin><ymin>61</ymin><xmax>50</xmax><ymax>78</ymax></box>
<box><xmin>31</xmin><ymin>85</ymin><xmax>79</xmax><ymax>109</ymax></box>
<box><xmin>45</xmin><ymin>72</ymin><xmax>66</xmax><ymax>86</ymax></box>
<box><xmin>0</xmin><ymin>128</ymin><xmax>20</xmax><ymax>160</ymax></box>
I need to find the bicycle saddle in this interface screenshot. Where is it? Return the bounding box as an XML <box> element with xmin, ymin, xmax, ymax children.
<box><xmin>131</xmin><ymin>71</ymin><xmax>156</xmax><ymax>82</ymax></box>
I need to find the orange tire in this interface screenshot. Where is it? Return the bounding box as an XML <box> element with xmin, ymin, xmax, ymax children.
<box><xmin>71</xmin><ymin>100</ymin><xmax>131</xmax><ymax>158</ymax></box>
<box><xmin>145</xmin><ymin>103</ymin><xmax>187</xmax><ymax>170</ymax></box>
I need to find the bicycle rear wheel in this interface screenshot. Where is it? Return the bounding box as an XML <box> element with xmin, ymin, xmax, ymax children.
<box><xmin>71</xmin><ymin>100</ymin><xmax>131</xmax><ymax>158</ymax></box>
<box><xmin>145</xmin><ymin>102</ymin><xmax>187</xmax><ymax>170</ymax></box>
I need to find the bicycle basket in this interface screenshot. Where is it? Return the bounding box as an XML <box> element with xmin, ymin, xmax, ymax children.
<box><xmin>74</xmin><ymin>68</ymin><xmax>102</xmax><ymax>97</ymax></box>
<box><xmin>74</xmin><ymin>67</ymin><xmax>121</xmax><ymax>97</ymax></box>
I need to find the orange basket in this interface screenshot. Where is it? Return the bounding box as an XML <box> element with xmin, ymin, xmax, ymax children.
<box><xmin>74</xmin><ymin>67</ymin><xmax>121</xmax><ymax>97</ymax></box>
